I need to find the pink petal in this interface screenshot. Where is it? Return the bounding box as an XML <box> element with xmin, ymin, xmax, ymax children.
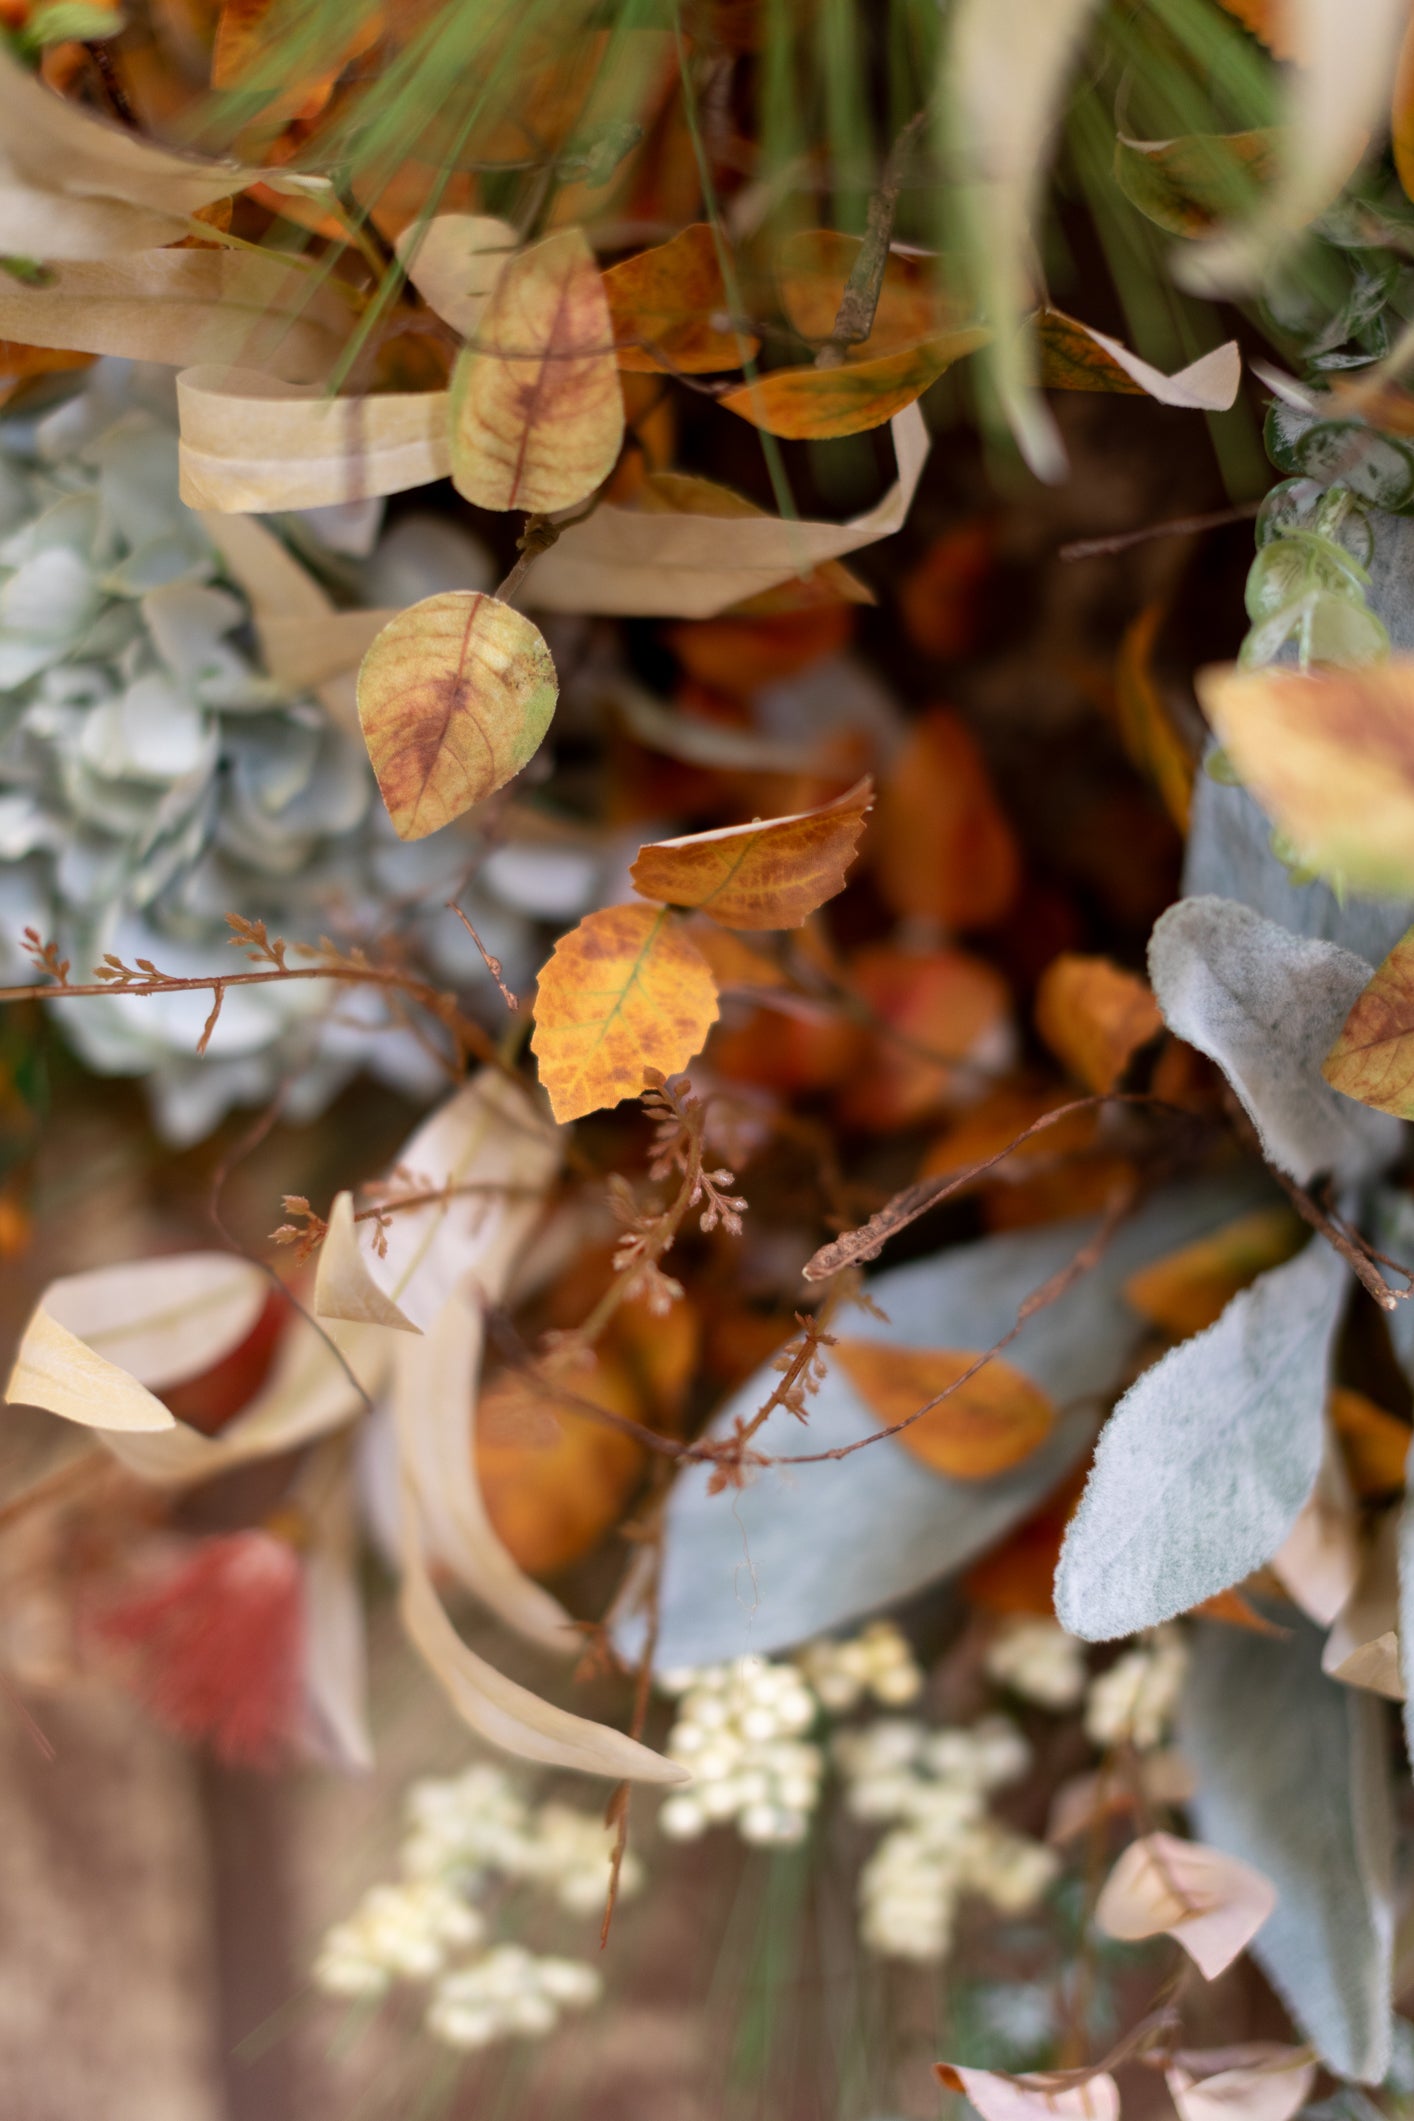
<box><xmin>937</xmin><ymin>2065</ymin><xmax>1121</xmax><ymax>2121</ymax></box>
<box><xmin>1166</xmin><ymin>2046</ymin><xmax>1316</xmax><ymax>2121</ymax></box>
<box><xmin>1095</xmin><ymin>1832</ymin><xmax>1276</xmax><ymax>1979</ymax></box>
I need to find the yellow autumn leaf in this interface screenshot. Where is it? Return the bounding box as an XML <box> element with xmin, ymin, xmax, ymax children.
<box><xmin>1199</xmin><ymin>658</ymin><xmax>1414</xmax><ymax>897</ymax></box>
<box><xmin>1034</xmin><ymin>953</ymin><xmax>1163</xmax><ymax>1094</ymax></box>
<box><xmin>532</xmin><ymin>903</ymin><xmax>720</xmax><ymax>1123</ymax></box>
<box><xmin>718</xmin><ymin>329</ymin><xmax>989</xmax><ymax>440</ymax></box>
<box><xmin>1123</xmin><ymin>1207</ymin><xmax>1307</xmax><ymax>1338</ymax></box>
<box><xmin>449</xmin><ymin>226</ymin><xmax>624</xmax><ymax>514</ymax></box>
<box><xmin>1330</xmin><ymin>1385</ymin><xmax>1411</xmax><ymax>1498</ymax></box>
<box><xmin>629</xmin><ymin>779</ymin><xmax>872</xmax><ymax>930</ymax></box>
<box><xmin>834</xmin><ymin>1341</ymin><xmax>1055</xmax><ymax>1479</ymax></box>
<box><xmin>1115</xmin><ymin>601</ymin><xmax>1194</xmax><ymax>833</ymax></box>
<box><xmin>356</xmin><ymin>591</ymin><xmax>557</xmax><ymax>841</ymax></box>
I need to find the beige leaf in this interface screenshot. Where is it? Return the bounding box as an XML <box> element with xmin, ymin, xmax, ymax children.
<box><xmin>1323</xmin><ymin>1509</ymin><xmax>1404</xmax><ymax>1699</ymax></box>
<box><xmin>398</xmin><ymin>1499</ymin><xmax>686</xmax><ymax>1783</ymax></box>
<box><xmin>1178</xmin><ymin>0</ymin><xmax>1410</xmax><ymax>293</ymax></box>
<box><xmin>526</xmin><ymin>402</ymin><xmax>929</xmax><ymax>619</ymax></box>
<box><xmin>5</xmin><ymin>1306</ymin><xmax>177</xmax><ymax>1435</ymax></box>
<box><xmin>294</xmin><ymin>1444</ymin><xmax>374</xmax><ymax>1772</ymax></box>
<box><xmin>1095</xmin><ymin>1832</ymin><xmax>1277</xmax><ymax>1978</ymax></box>
<box><xmin>393</xmin><ymin>213</ymin><xmax>517</xmax><ymax>338</ymax></box>
<box><xmin>1165</xmin><ymin>2047</ymin><xmax>1316</xmax><ymax>2121</ymax></box>
<box><xmin>450</xmin><ymin>226</ymin><xmax>624</xmax><ymax>513</ymax></box>
<box><xmin>0</xmin><ymin>48</ymin><xmax>324</xmax><ymax>261</ymax></box>
<box><xmin>1038</xmin><ymin>309</ymin><xmax>1241</xmax><ymax>410</ymax></box>
<box><xmin>356</xmin><ymin>592</ymin><xmax>558</xmax><ymax>840</ymax></box>
<box><xmin>177</xmin><ymin>365</ymin><xmax>450</xmax><ymax>513</ymax></box>
<box><xmin>0</xmin><ymin>250</ymin><xmax>347</xmax><ymax>385</ymax></box>
<box><xmin>1271</xmin><ymin>1434</ymin><xmax>1361</xmax><ymax>1626</ymax></box>
<box><xmin>199</xmin><ymin>510</ymin><xmax>393</xmax><ymax>734</ymax></box>
<box><xmin>392</xmin><ymin>1299</ymin><xmax>576</xmax><ymax>1654</ymax></box>
<box><xmin>947</xmin><ymin>0</ymin><xmax>1105</xmax><ymax>479</ymax></box>
<box><xmin>313</xmin><ymin>1071</ymin><xmax>560</xmax><ymax>1335</ymax></box>
<box><xmin>937</xmin><ymin>2064</ymin><xmax>1120</xmax><ymax>2121</ymax></box>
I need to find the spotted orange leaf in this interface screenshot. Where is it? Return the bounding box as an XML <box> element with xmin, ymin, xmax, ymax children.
<box><xmin>604</xmin><ymin>223</ymin><xmax>756</xmax><ymax>374</ymax></box>
<box><xmin>1122</xmin><ymin>1207</ymin><xmax>1307</xmax><ymax>1338</ymax></box>
<box><xmin>718</xmin><ymin>329</ymin><xmax>988</xmax><ymax>440</ymax></box>
<box><xmin>532</xmin><ymin>903</ymin><xmax>719</xmax><ymax>1122</ymax></box>
<box><xmin>357</xmin><ymin>591</ymin><xmax>557</xmax><ymax>841</ymax></box>
<box><xmin>1322</xmin><ymin>926</ymin><xmax>1414</xmax><ymax>1116</ymax></box>
<box><xmin>1034</xmin><ymin>953</ymin><xmax>1163</xmax><ymax>1095</ymax></box>
<box><xmin>450</xmin><ymin>227</ymin><xmax>624</xmax><ymax>513</ymax></box>
<box><xmin>629</xmin><ymin>779</ymin><xmax>872</xmax><ymax>930</ymax></box>
<box><xmin>835</xmin><ymin>1341</ymin><xmax>1055</xmax><ymax>1480</ymax></box>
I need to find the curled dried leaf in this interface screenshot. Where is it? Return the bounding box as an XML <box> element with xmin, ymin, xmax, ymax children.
<box><xmin>1095</xmin><ymin>1831</ymin><xmax>1277</xmax><ymax>1978</ymax></box>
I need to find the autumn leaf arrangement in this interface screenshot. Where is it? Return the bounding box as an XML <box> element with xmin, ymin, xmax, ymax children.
<box><xmin>15</xmin><ymin>0</ymin><xmax>1414</xmax><ymax>2114</ymax></box>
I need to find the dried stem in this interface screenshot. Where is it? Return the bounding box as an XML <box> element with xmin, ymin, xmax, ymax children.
<box><xmin>816</xmin><ymin>107</ymin><xmax>928</xmax><ymax>366</ymax></box>
<box><xmin>1059</xmin><ymin>502</ymin><xmax>1261</xmax><ymax>563</ymax></box>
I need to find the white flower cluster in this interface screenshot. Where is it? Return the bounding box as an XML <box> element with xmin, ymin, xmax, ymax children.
<box><xmin>1084</xmin><ymin>1625</ymin><xmax>1188</xmax><ymax>1751</ymax></box>
<box><xmin>312</xmin><ymin>1761</ymin><xmax>623</xmax><ymax>2052</ymax></box>
<box><xmin>835</xmin><ymin>1715</ymin><xmax>1059</xmax><ymax>1963</ymax></box>
<box><xmin>402</xmin><ymin>1763</ymin><xmax>643</xmax><ymax>1913</ymax></box>
<box><xmin>984</xmin><ymin>1617</ymin><xmax>1088</xmax><ymax>1709</ymax></box>
<box><xmin>426</xmin><ymin>1946</ymin><xmax>601</xmax><ymax>2051</ymax></box>
<box><xmin>795</xmin><ymin>1620</ymin><xmax>924</xmax><ymax>1711</ymax></box>
<box><xmin>315</xmin><ymin>1879</ymin><xmax>484</xmax><ymax>1999</ymax></box>
<box><xmin>657</xmin><ymin>1653</ymin><xmax>823</xmax><ymax>1847</ymax></box>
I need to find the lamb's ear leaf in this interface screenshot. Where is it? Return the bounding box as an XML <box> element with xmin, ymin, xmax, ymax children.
<box><xmin>1055</xmin><ymin>1238</ymin><xmax>1348</xmax><ymax>1640</ymax></box>
<box><xmin>615</xmin><ymin>1174</ymin><xmax>1270</xmax><ymax>1670</ymax></box>
<box><xmin>1148</xmin><ymin>895</ymin><xmax>1402</xmax><ymax>1183</ymax></box>
<box><xmin>1180</xmin><ymin>1616</ymin><xmax>1395</xmax><ymax>2083</ymax></box>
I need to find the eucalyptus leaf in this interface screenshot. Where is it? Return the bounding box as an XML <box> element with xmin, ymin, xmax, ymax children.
<box><xmin>1149</xmin><ymin>895</ymin><xmax>1402</xmax><ymax>1184</ymax></box>
<box><xmin>1181</xmin><ymin>1618</ymin><xmax>1394</xmax><ymax>2082</ymax></box>
<box><xmin>1055</xmin><ymin>1237</ymin><xmax>1348</xmax><ymax>1640</ymax></box>
<box><xmin>619</xmin><ymin>1176</ymin><xmax>1267</xmax><ymax>1670</ymax></box>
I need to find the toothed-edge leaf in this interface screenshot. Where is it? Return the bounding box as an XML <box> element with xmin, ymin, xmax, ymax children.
<box><xmin>1180</xmin><ymin>1618</ymin><xmax>1395</xmax><ymax>2082</ymax></box>
<box><xmin>1149</xmin><ymin>896</ymin><xmax>1402</xmax><ymax>1184</ymax></box>
<box><xmin>614</xmin><ymin>1175</ymin><xmax>1269</xmax><ymax>1669</ymax></box>
<box><xmin>1055</xmin><ymin>1238</ymin><xmax>1348</xmax><ymax>1641</ymax></box>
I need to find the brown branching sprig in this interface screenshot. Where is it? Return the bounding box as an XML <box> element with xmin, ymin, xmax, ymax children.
<box><xmin>5</xmin><ymin>914</ymin><xmax>505</xmax><ymax>1071</ymax></box>
<box><xmin>270</xmin><ymin>1174</ymin><xmax>549</xmax><ymax>1260</ymax></box>
<box><xmin>270</xmin><ymin>1195</ymin><xmax>328</xmax><ymax>1263</ymax></box>
<box><xmin>642</xmin><ymin>1072</ymin><xmax>747</xmax><ymax>1236</ymax></box>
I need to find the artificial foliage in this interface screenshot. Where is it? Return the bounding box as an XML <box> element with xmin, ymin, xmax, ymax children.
<box><xmin>9</xmin><ymin>3</ymin><xmax>1414</xmax><ymax>2118</ymax></box>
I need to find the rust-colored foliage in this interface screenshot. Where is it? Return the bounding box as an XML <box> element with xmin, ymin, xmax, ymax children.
<box><xmin>532</xmin><ymin>903</ymin><xmax>719</xmax><ymax>1122</ymax></box>
<box><xmin>1033</xmin><ymin>953</ymin><xmax>1163</xmax><ymax>1095</ymax></box>
<box><xmin>630</xmin><ymin>780</ymin><xmax>873</xmax><ymax>930</ymax></box>
<box><xmin>836</xmin><ymin>1341</ymin><xmax>1056</xmax><ymax>1479</ymax></box>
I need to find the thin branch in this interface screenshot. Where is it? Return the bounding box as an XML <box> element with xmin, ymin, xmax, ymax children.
<box><xmin>1059</xmin><ymin>502</ymin><xmax>1261</xmax><ymax>563</ymax></box>
<box><xmin>445</xmin><ymin>902</ymin><xmax>518</xmax><ymax>1010</ymax></box>
<box><xmin>1268</xmin><ymin>1163</ymin><xmax>1405</xmax><ymax>1311</ymax></box>
<box><xmin>817</xmin><ymin>108</ymin><xmax>929</xmax><ymax>366</ymax></box>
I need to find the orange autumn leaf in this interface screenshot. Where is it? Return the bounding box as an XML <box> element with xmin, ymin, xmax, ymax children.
<box><xmin>1190</xmin><ymin>1588</ymin><xmax>1288</xmax><ymax>1635</ymax></box>
<box><xmin>629</xmin><ymin>779</ymin><xmax>872</xmax><ymax>930</ymax></box>
<box><xmin>965</xmin><ymin>1469</ymin><xmax>1088</xmax><ymax>1615</ymax></box>
<box><xmin>532</xmin><ymin>903</ymin><xmax>719</xmax><ymax>1122</ymax></box>
<box><xmin>921</xmin><ymin>1084</ymin><xmax>1098</xmax><ymax>1187</ymax></box>
<box><xmin>665</xmin><ymin>604</ymin><xmax>855</xmax><ymax>699</ymax></box>
<box><xmin>356</xmin><ymin>592</ymin><xmax>557</xmax><ymax>840</ymax></box>
<box><xmin>605</xmin><ymin>222</ymin><xmax>757</xmax><ymax>374</ymax></box>
<box><xmin>450</xmin><ymin>227</ymin><xmax>624</xmax><ymax>514</ymax></box>
<box><xmin>982</xmin><ymin>1155</ymin><xmax>1138</xmax><ymax>1233</ymax></box>
<box><xmin>1397</xmin><ymin>9</ymin><xmax>1414</xmax><ymax>203</ymax></box>
<box><xmin>477</xmin><ymin>1365</ymin><xmax>645</xmax><ymax>1578</ymax></box>
<box><xmin>777</xmin><ymin>229</ymin><xmax>964</xmax><ymax>348</ymax></box>
<box><xmin>1215</xmin><ymin>0</ymin><xmax>1297</xmax><ymax>58</ymax></box>
<box><xmin>0</xmin><ymin>338</ymin><xmax>93</xmax><ymax>403</ymax></box>
<box><xmin>1115</xmin><ymin>602</ymin><xmax>1195</xmax><ymax>835</ymax></box>
<box><xmin>718</xmin><ymin>328</ymin><xmax>988</xmax><ymax>440</ymax></box>
<box><xmin>1122</xmin><ymin>1206</ymin><xmax>1307</xmax><ymax>1338</ymax></box>
<box><xmin>873</xmin><ymin>708</ymin><xmax>1020</xmax><ymax>930</ymax></box>
<box><xmin>835</xmin><ymin>1341</ymin><xmax>1056</xmax><ymax>1480</ymax></box>
<box><xmin>212</xmin><ymin>0</ymin><xmax>382</xmax><ymax>124</ymax></box>
<box><xmin>838</xmin><ymin>944</ymin><xmax>1013</xmax><ymax>1131</ymax></box>
<box><xmin>898</xmin><ymin>522</ymin><xmax>995</xmax><ymax>660</ymax></box>
<box><xmin>688</xmin><ymin>923</ymin><xmax>789</xmax><ymax>993</ymax></box>
<box><xmin>1331</xmin><ymin>1385</ymin><xmax>1411</xmax><ymax>1498</ymax></box>
<box><xmin>1033</xmin><ymin>953</ymin><xmax>1163</xmax><ymax>1094</ymax></box>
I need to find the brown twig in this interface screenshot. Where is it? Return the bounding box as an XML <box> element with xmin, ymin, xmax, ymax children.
<box><xmin>816</xmin><ymin>108</ymin><xmax>929</xmax><ymax>367</ymax></box>
<box><xmin>1058</xmin><ymin>501</ymin><xmax>1261</xmax><ymax>563</ymax></box>
<box><xmin>84</xmin><ymin>40</ymin><xmax>138</xmax><ymax>129</ymax></box>
<box><xmin>1268</xmin><ymin>1164</ymin><xmax>1405</xmax><ymax>1311</ymax></box>
<box><xmin>446</xmin><ymin>902</ymin><xmax>518</xmax><ymax>1010</ymax></box>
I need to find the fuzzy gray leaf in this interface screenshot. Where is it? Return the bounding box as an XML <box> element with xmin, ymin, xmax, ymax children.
<box><xmin>1055</xmin><ymin>1238</ymin><xmax>1348</xmax><ymax>1641</ymax></box>
<box><xmin>621</xmin><ymin>1176</ymin><xmax>1268</xmax><ymax>1670</ymax></box>
<box><xmin>1149</xmin><ymin>895</ymin><xmax>1401</xmax><ymax>1183</ymax></box>
<box><xmin>1181</xmin><ymin>1618</ymin><xmax>1394</xmax><ymax>2082</ymax></box>
<box><xmin>1184</xmin><ymin>751</ymin><xmax>1414</xmax><ymax>966</ymax></box>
